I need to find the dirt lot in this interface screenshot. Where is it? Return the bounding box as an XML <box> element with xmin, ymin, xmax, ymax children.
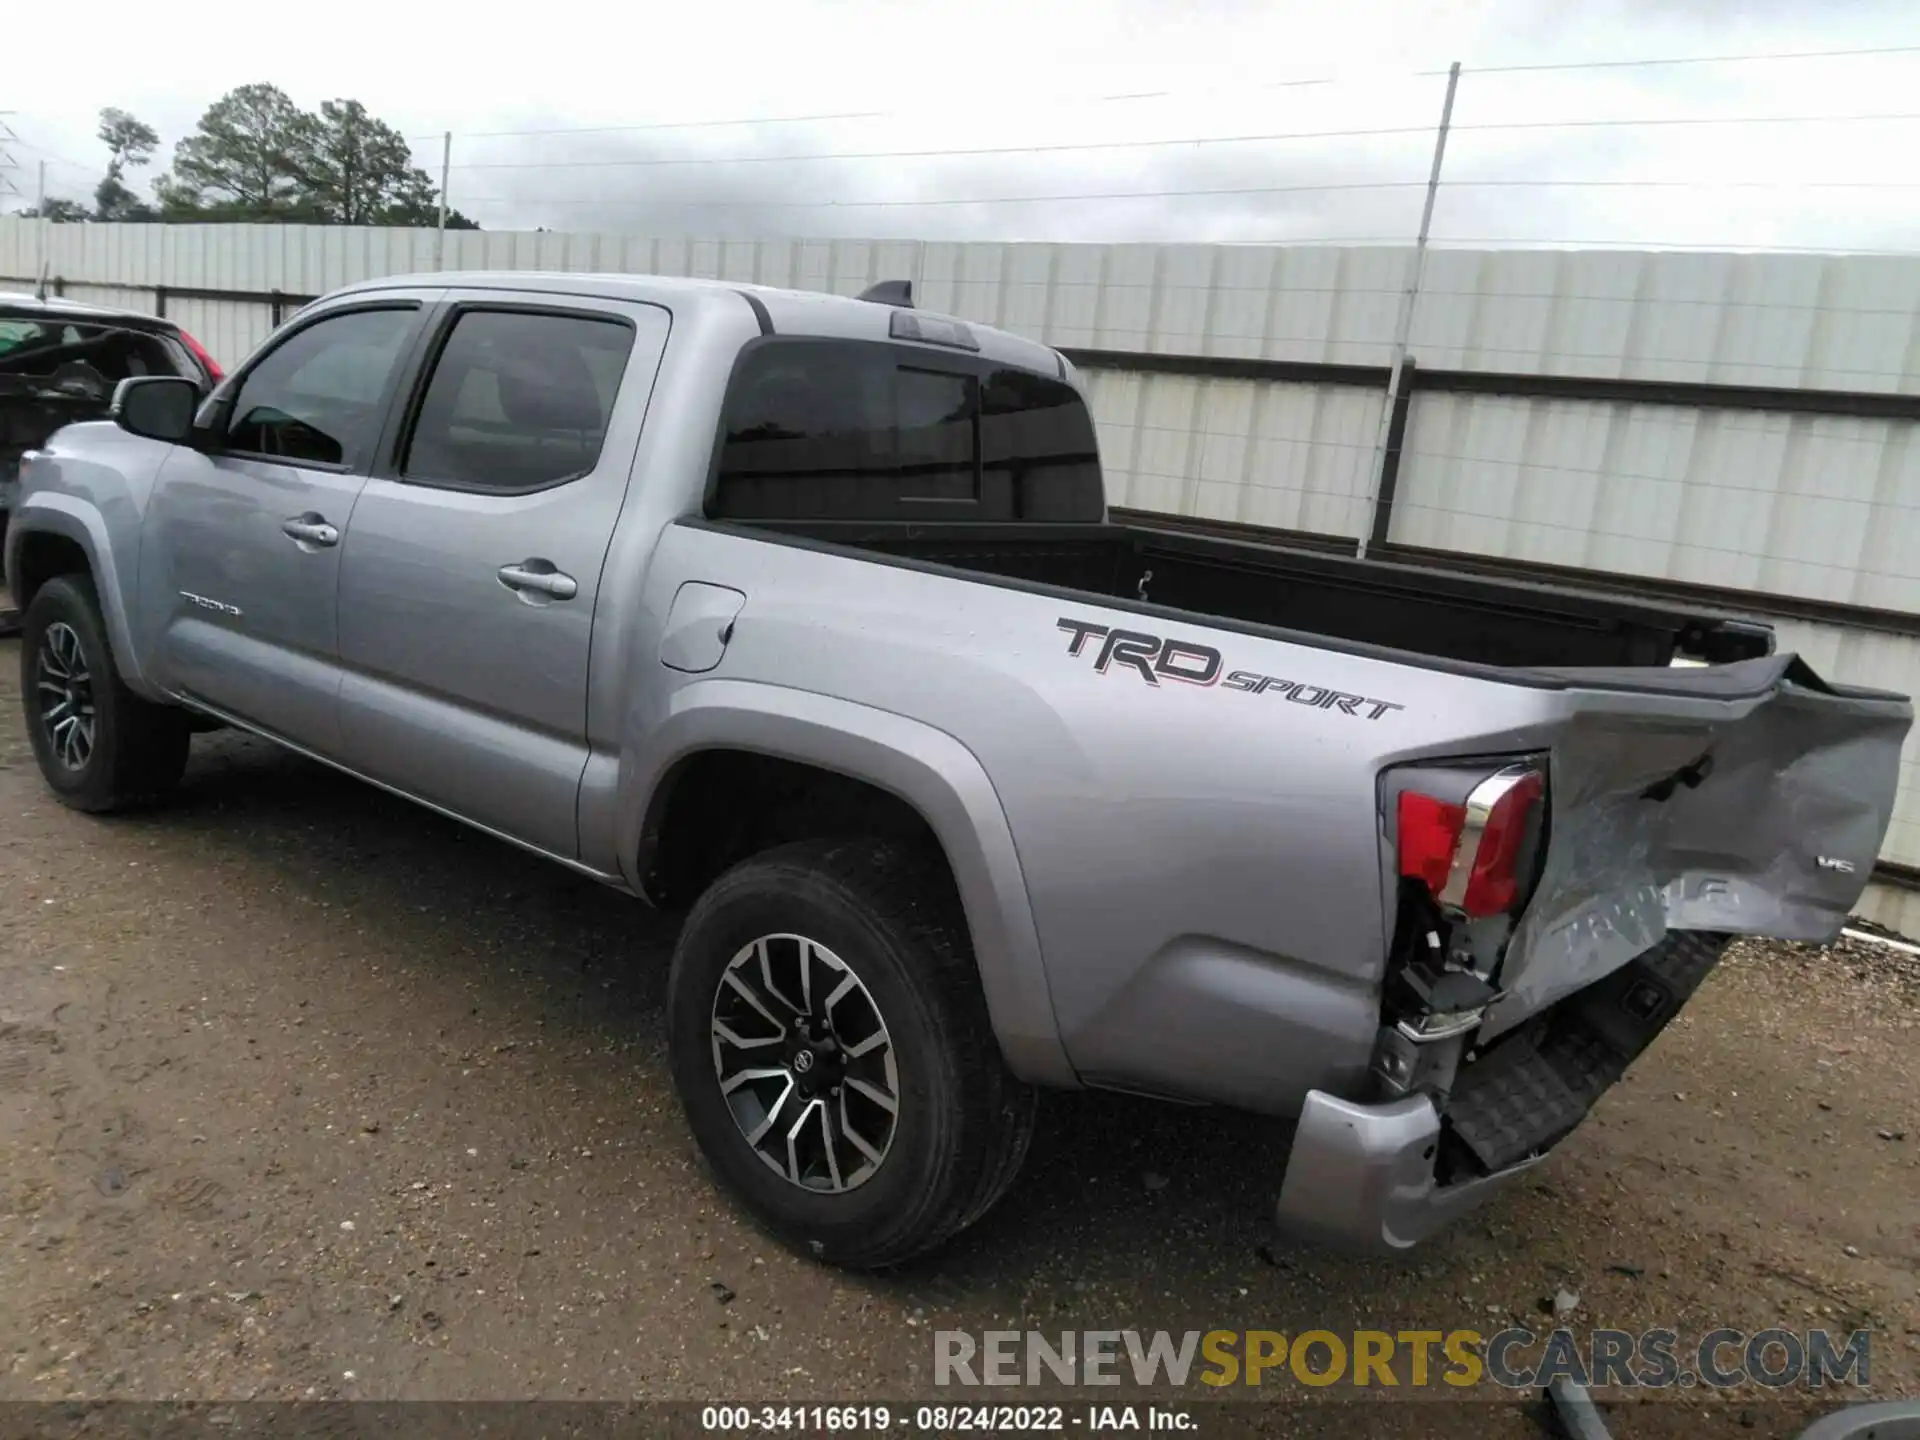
<box><xmin>1</xmin><ymin>635</ymin><xmax>1916</xmax><ymax>1438</ymax></box>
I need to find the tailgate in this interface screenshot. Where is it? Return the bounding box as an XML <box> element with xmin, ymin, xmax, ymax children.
<box><xmin>1480</xmin><ymin>654</ymin><xmax>1910</xmax><ymax>1038</ymax></box>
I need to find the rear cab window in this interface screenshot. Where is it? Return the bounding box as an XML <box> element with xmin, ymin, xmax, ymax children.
<box><xmin>4</xmin><ymin>312</ymin><xmax>202</xmax><ymax>474</ymax></box>
<box><xmin>710</xmin><ymin>338</ymin><xmax>1102</xmax><ymax>523</ymax></box>
<box><xmin>0</xmin><ymin>320</ymin><xmax>53</xmax><ymax>357</ymax></box>
<box><xmin>0</xmin><ymin>316</ymin><xmax>193</xmax><ymax>400</ymax></box>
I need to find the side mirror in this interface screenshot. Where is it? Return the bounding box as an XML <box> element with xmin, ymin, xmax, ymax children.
<box><xmin>112</xmin><ymin>375</ymin><xmax>200</xmax><ymax>444</ymax></box>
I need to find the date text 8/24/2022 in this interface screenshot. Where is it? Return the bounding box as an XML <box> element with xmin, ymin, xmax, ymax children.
<box><xmin>701</xmin><ymin>1405</ymin><xmax>1196</xmax><ymax>1431</ymax></box>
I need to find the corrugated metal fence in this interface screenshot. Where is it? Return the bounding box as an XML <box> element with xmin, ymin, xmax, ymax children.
<box><xmin>5</xmin><ymin>219</ymin><xmax>1919</xmax><ymax>932</ymax></box>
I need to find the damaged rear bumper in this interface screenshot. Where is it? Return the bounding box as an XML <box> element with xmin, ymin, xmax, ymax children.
<box><xmin>1276</xmin><ymin>929</ymin><xmax>1738</xmax><ymax>1253</ymax></box>
<box><xmin>1274</xmin><ymin>1089</ymin><xmax>1543</xmax><ymax>1252</ymax></box>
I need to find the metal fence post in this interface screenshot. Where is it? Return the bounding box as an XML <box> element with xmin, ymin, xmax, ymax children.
<box><xmin>1357</xmin><ymin>61</ymin><xmax>1460</xmax><ymax>560</ymax></box>
<box><xmin>434</xmin><ymin>131</ymin><xmax>452</xmax><ymax>271</ymax></box>
<box><xmin>1367</xmin><ymin>356</ymin><xmax>1419</xmax><ymax>553</ymax></box>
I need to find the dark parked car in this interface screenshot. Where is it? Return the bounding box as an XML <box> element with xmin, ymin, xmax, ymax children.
<box><xmin>1</xmin><ymin>292</ymin><xmax>223</xmax><ymax>631</ymax></box>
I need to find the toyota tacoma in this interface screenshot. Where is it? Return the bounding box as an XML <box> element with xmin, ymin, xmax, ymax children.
<box><xmin>6</xmin><ymin>271</ymin><xmax>1908</xmax><ymax>1267</ymax></box>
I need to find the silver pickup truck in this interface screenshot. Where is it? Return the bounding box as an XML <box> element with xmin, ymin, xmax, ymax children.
<box><xmin>6</xmin><ymin>271</ymin><xmax>1910</xmax><ymax>1269</ymax></box>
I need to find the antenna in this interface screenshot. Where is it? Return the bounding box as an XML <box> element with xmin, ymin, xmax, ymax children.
<box><xmin>856</xmin><ymin>279</ymin><xmax>914</xmax><ymax>308</ymax></box>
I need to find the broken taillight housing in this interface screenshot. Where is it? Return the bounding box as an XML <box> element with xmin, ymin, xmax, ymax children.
<box><xmin>1396</xmin><ymin>763</ymin><xmax>1547</xmax><ymax>919</ymax></box>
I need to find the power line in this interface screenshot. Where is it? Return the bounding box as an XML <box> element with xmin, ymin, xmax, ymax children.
<box><xmin>446</xmin><ymin>175</ymin><xmax>1920</xmax><ymax>213</ymax></box>
<box><xmin>454</xmin><ymin>183</ymin><xmax>1428</xmax><ymax>210</ymax></box>
<box><xmin>404</xmin><ymin>75</ymin><xmax>1359</xmax><ymax>143</ymax></box>
<box><xmin>402</xmin><ymin>42</ymin><xmax>1920</xmax><ymax>146</ymax></box>
<box><xmin>1450</xmin><ymin>42</ymin><xmax>1920</xmax><ymax>77</ymax></box>
<box><xmin>438</xmin><ymin>184</ymin><xmax>1920</xmax><ymax>250</ymax></box>
<box><xmin>1439</xmin><ymin>179</ymin><xmax>1920</xmax><ymax>189</ymax></box>
<box><xmin>423</xmin><ymin>108</ymin><xmax>892</xmax><ymax>142</ymax></box>
<box><xmin>437</xmin><ymin>111</ymin><xmax>1920</xmax><ymax>175</ymax></box>
<box><xmin>5</xmin><ymin>135</ymin><xmax>107</xmax><ymax>180</ymax></box>
<box><xmin>457</xmin><ymin>176</ymin><xmax>1920</xmax><ymax>195</ymax></box>
<box><xmin>442</xmin><ymin>203</ymin><xmax>1915</xmax><ymax>257</ymax></box>
<box><xmin>441</xmin><ymin>125</ymin><xmax>1441</xmax><ymax>172</ymax></box>
<box><xmin>1456</xmin><ymin>110</ymin><xmax>1920</xmax><ymax>133</ymax></box>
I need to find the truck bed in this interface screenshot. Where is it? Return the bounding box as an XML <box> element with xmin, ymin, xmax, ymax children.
<box><xmin>745</xmin><ymin>517</ymin><xmax>1775</xmax><ymax>671</ymax></box>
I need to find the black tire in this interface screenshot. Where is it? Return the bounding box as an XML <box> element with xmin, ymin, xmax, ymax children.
<box><xmin>20</xmin><ymin>574</ymin><xmax>191</xmax><ymax>812</ymax></box>
<box><xmin>666</xmin><ymin>837</ymin><xmax>1038</xmax><ymax>1269</ymax></box>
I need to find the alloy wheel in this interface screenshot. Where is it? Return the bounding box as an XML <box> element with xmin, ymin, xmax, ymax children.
<box><xmin>709</xmin><ymin>933</ymin><xmax>900</xmax><ymax>1193</ymax></box>
<box><xmin>36</xmin><ymin>621</ymin><xmax>97</xmax><ymax>772</ymax></box>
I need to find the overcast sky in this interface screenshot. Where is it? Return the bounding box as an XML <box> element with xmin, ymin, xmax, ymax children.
<box><xmin>4</xmin><ymin>0</ymin><xmax>1918</xmax><ymax>251</ymax></box>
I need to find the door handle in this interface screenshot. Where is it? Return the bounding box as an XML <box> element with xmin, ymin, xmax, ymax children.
<box><xmin>497</xmin><ymin>560</ymin><xmax>578</xmax><ymax>601</ymax></box>
<box><xmin>281</xmin><ymin>513</ymin><xmax>339</xmax><ymax>548</ymax></box>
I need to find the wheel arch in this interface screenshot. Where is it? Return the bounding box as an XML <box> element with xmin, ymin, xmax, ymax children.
<box><xmin>620</xmin><ymin>680</ymin><xmax>1074</xmax><ymax>1087</ymax></box>
<box><xmin>8</xmin><ymin>498</ymin><xmax>155</xmax><ymax>696</ymax></box>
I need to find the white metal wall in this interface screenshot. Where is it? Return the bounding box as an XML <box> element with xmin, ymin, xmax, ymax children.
<box><xmin>10</xmin><ymin>223</ymin><xmax>1920</xmax><ymax>386</ymax></box>
<box><xmin>1388</xmin><ymin>394</ymin><xmax>1920</xmax><ymax>612</ymax></box>
<box><xmin>1084</xmin><ymin>371</ymin><xmax>1382</xmax><ymax>539</ymax></box>
<box><xmin>1856</xmin><ymin>880</ymin><xmax>1920</xmax><ymax>939</ymax></box>
<box><xmin>5</xmin><ymin>218</ymin><xmax>1918</xmax><ymax>891</ymax></box>
<box><xmin>1409</xmin><ymin>248</ymin><xmax>1920</xmax><ymax>393</ymax></box>
<box><xmin>4</xmin><ymin>224</ymin><xmax>1418</xmax><ymax>365</ymax></box>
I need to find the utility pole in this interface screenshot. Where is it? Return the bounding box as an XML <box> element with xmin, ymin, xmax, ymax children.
<box><xmin>434</xmin><ymin>131</ymin><xmax>451</xmax><ymax>271</ymax></box>
<box><xmin>1357</xmin><ymin>61</ymin><xmax>1460</xmax><ymax>561</ymax></box>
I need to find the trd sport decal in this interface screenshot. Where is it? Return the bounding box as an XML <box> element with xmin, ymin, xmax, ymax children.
<box><xmin>1057</xmin><ymin>618</ymin><xmax>1404</xmax><ymax>721</ymax></box>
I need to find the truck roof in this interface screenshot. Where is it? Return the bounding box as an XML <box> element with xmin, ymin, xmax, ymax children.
<box><xmin>328</xmin><ymin>270</ymin><xmax>1072</xmax><ymax>381</ymax></box>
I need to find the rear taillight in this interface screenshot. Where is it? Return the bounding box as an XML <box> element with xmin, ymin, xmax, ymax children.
<box><xmin>1396</xmin><ymin>763</ymin><xmax>1546</xmax><ymax>919</ymax></box>
<box><xmin>1396</xmin><ymin>792</ymin><xmax>1464</xmax><ymax>894</ymax></box>
<box><xmin>177</xmin><ymin>328</ymin><xmax>224</xmax><ymax>382</ymax></box>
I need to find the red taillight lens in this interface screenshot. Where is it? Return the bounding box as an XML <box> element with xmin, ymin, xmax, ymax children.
<box><xmin>1459</xmin><ymin>770</ymin><xmax>1544</xmax><ymax>916</ymax></box>
<box><xmin>1398</xmin><ymin>792</ymin><xmax>1466</xmax><ymax>893</ymax></box>
<box><xmin>178</xmin><ymin>328</ymin><xmax>224</xmax><ymax>382</ymax></box>
<box><xmin>1396</xmin><ymin>766</ymin><xmax>1545</xmax><ymax>918</ymax></box>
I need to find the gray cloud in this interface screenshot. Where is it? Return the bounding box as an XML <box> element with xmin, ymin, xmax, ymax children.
<box><xmin>6</xmin><ymin>0</ymin><xmax>1917</xmax><ymax>253</ymax></box>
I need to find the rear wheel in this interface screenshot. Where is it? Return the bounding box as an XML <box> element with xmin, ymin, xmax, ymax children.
<box><xmin>666</xmin><ymin>838</ymin><xmax>1037</xmax><ymax>1268</ymax></box>
<box><xmin>21</xmin><ymin>575</ymin><xmax>191</xmax><ymax>812</ymax></box>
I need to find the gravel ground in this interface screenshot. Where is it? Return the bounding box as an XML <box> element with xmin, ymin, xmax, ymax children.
<box><xmin>1</xmin><ymin>636</ymin><xmax>1915</xmax><ymax>1438</ymax></box>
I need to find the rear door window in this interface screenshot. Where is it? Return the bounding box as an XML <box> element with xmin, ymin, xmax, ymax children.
<box><xmin>402</xmin><ymin>308</ymin><xmax>635</xmax><ymax>492</ymax></box>
<box><xmin>712</xmin><ymin>338</ymin><xmax>1101</xmax><ymax>522</ymax></box>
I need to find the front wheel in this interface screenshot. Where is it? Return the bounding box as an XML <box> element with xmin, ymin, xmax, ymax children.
<box><xmin>666</xmin><ymin>838</ymin><xmax>1037</xmax><ymax>1269</ymax></box>
<box><xmin>21</xmin><ymin>575</ymin><xmax>191</xmax><ymax>812</ymax></box>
